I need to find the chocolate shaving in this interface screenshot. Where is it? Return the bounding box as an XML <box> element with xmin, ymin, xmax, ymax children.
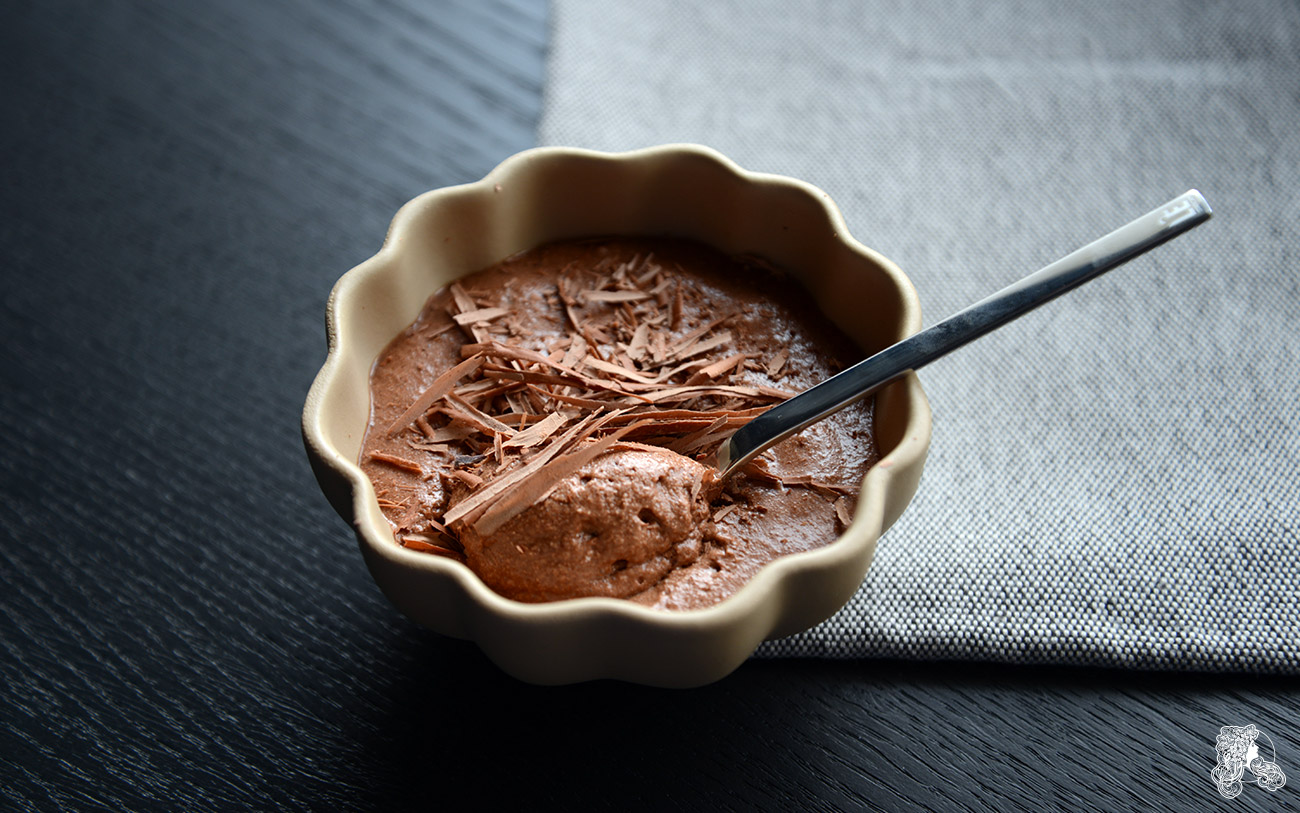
<box><xmin>600</xmin><ymin>406</ymin><xmax>768</xmax><ymax>424</ymax></box>
<box><xmin>560</xmin><ymin>334</ymin><xmax>588</xmax><ymax>369</ymax></box>
<box><xmin>667</xmin><ymin>415</ymin><xmax>729</xmax><ymax>454</ymax></box>
<box><xmin>485</xmin><ymin>366</ymin><xmax>653</xmax><ymax>401</ymax></box>
<box><xmin>501</xmin><ymin>411</ymin><xmax>567</xmax><ymax>449</ymax></box>
<box><xmin>740</xmin><ymin>458</ymin><xmax>783</xmax><ymax>486</ymax></box>
<box><xmin>401</xmin><ymin>534</ymin><xmax>465</xmax><ymax>561</ymax></box>
<box><xmin>453</xmin><ymin>306</ymin><xmax>510</xmax><ymax>325</ymax></box>
<box><xmin>566</xmin><ymin>407</ymin><xmax>632</xmax><ymax>447</ymax></box>
<box><xmin>558</xmin><ymin>277</ymin><xmax>609</xmax><ymax>362</ymax></box>
<box><xmin>386</xmin><ymin>355</ymin><xmax>484</xmax><ymax>436</ymax></box>
<box><xmin>368</xmin><ymin>452</ymin><xmax>423</xmax><ymax>474</ymax></box>
<box><xmin>614</xmin><ymin>418</ymin><xmax>742</xmax><ymax>439</ymax></box>
<box><xmin>453</xmin><ymin>384</ymin><xmax>525</xmax><ymax>411</ymax></box>
<box><xmin>465</xmin><ymin>342</ymin><xmax>639</xmax><ymax>395</ymax></box>
<box><xmin>484</xmin><ymin>366</ymin><xmax>588</xmax><ymax>389</ymax></box>
<box><xmin>671</xmin><ymin>329</ymin><xmax>733</xmax><ymax>362</ymax></box>
<box><xmin>501</xmin><ymin>391</ymin><xmax>532</xmax><ymax>416</ymax></box>
<box><xmin>582</xmin><ymin>356</ymin><xmax>662</xmax><ymax>385</ymax></box>
<box><xmin>448</xmin><ymin>282</ymin><xmax>478</xmax><ymax>313</ymax></box>
<box><xmin>413</xmin><ymin>425</ymin><xmax>475</xmax><ymax>444</ymax></box>
<box><xmin>650</xmin><ymin>329</ymin><xmax>669</xmax><ymax>363</ymax></box>
<box><xmin>423</xmin><ymin>517</ymin><xmax>454</xmax><ymax>537</ymax></box>
<box><xmin>462</xmin><ymin>340</ymin><xmax>558</xmax><ymax>368</ymax></box>
<box><xmin>672</xmin><ymin>312</ymin><xmax>733</xmax><ymax>350</ymax></box>
<box><xmin>609</xmin><ymin>439</ymin><xmax>680</xmax><ymax>455</ymax></box>
<box><xmin>444</xmin><ymin>393</ymin><xmax>517</xmax><ymax>437</ymax></box>
<box><xmin>685</xmin><ymin>353</ymin><xmax>747</xmax><ymax>385</ymax></box>
<box><xmin>523</xmin><ymin>386</ymin><xmax>551</xmax><ymax>413</ymax></box>
<box><xmin>642</xmin><ymin>384</ymin><xmax>776</xmax><ymax>403</ymax></box>
<box><xmin>582</xmin><ymin>289</ymin><xmax>651</xmax><ymax>304</ymax></box>
<box><xmin>453</xmin><ymin>377</ymin><xmax>510</xmax><ymax>398</ymax></box>
<box><xmin>766</xmin><ymin>348</ymin><xmax>789</xmax><ymax>379</ymax></box>
<box><xmin>675</xmin><ymin>429</ymin><xmax>734</xmax><ymax>457</ymax></box>
<box><xmin>449</xmin><ymin>469</ymin><xmax>485</xmax><ymax>489</ymax></box>
<box><xmin>529</xmin><ymin>386</ymin><xmax>641</xmax><ymax>410</ymax></box>
<box><xmin>755</xmin><ymin>385</ymin><xmax>799</xmax><ymax>400</ymax></box>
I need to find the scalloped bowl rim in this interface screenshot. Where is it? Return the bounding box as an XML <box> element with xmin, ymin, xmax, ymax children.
<box><xmin>302</xmin><ymin>144</ymin><xmax>931</xmax><ymax>681</ymax></box>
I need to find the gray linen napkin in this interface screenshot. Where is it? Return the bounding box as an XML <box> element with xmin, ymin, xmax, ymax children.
<box><xmin>539</xmin><ymin>0</ymin><xmax>1300</xmax><ymax>670</ymax></box>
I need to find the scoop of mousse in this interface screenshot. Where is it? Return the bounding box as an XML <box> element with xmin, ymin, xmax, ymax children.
<box><xmin>455</xmin><ymin>445</ymin><xmax>722</xmax><ymax>603</ymax></box>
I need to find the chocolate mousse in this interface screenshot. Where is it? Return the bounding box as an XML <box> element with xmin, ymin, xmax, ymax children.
<box><xmin>360</xmin><ymin>238</ymin><xmax>877</xmax><ymax>610</ymax></box>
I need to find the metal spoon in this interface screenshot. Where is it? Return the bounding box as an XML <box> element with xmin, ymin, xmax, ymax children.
<box><xmin>716</xmin><ymin>190</ymin><xmax>1213</xmax><ymax>478</ymax></box>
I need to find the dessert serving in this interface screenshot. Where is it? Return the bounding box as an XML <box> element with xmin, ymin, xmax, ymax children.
<box><xmin>303</xmin><ymin>144</ymin><xmax>930</xmax><ymax>685</ymax></box>
<box><xmin>361</xmin><ymin>238</ymin><xmax>877</xmax><ymax>610</ymax></box>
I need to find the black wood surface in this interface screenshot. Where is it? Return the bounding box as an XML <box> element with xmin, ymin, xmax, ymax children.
<box><xmin>2</xmin><ymin>1</ymin><xmax>1295</xmax><ymax>811</ymax></box>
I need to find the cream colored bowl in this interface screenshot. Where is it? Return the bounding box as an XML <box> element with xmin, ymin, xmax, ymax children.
<box><xmin>303</xmin><ymin>145</ymin><xmax>931</xmax><ymax>687</ymax></box>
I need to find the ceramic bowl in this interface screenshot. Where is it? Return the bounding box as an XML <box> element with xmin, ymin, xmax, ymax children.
<box><xmin>303</xmin><ymin>145</ymin><xmax>931</xmax><ymax>687</ymax></box>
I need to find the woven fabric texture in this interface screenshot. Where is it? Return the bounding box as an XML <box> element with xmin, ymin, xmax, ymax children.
<box><xmin>539</xmin><ymin>0</ymin><xmax>1300</xmax><ymax>670</ymax></box>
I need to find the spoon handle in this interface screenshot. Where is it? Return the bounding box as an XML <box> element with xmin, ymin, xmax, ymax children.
<box><xmin>717</xmin><ymin>189</ymin><xmax>1213</xmax><ymax>477</ymax></box>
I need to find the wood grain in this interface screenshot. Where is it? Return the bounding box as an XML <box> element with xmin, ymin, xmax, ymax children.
<box><xmin>1</xmin><ymin>0</ymin><xmax>1296</xmax><ymax>811</ymax></box>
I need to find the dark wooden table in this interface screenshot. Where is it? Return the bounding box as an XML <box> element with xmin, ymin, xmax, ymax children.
<box><xmin>3</xmin><ymin>2</ymin><xmax>1295</xmax><ymax>810</ymax></box>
